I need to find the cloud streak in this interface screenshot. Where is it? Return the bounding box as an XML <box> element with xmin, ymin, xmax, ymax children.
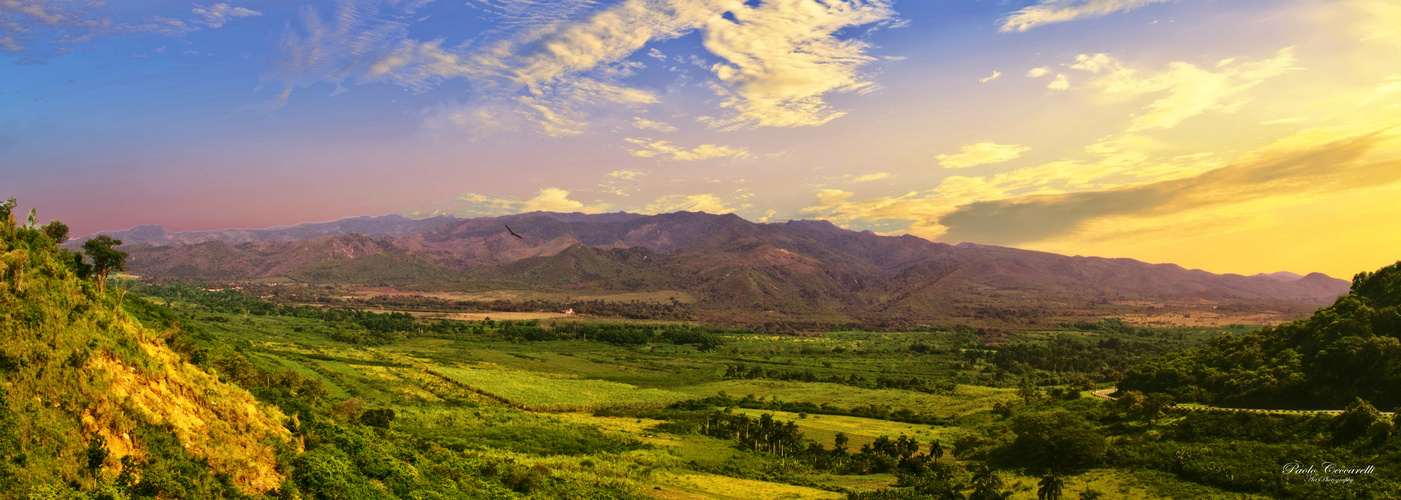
<box><xmin>937</xmin><ymin>142</ymin><xmax>1030</xmax><ymax>169</ymax></box>
<box><xmin>1000</xmin><ymin>0</ymin><xmax>1176</xmax><ymax>33</ymax></box>
<box><xmin>626</xmin><ymin>138</ymin><xmax>750</xmax><ymax>161</ymax></box>
<box><xmin>1071</xmin><ymin>48</ymin><xmax>1299</xmax><ymax>131</ymax></box>
<box><xmin>1</xmin><ymin>0</ymin><xmax>262</xmax><ymax>59</ymax></box>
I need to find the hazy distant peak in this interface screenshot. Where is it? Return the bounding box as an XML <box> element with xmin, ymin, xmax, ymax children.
<box><xmin>1252</xmin><ymin>271</ymin><xmax>1306</xmax><ymax>283</ymax></box>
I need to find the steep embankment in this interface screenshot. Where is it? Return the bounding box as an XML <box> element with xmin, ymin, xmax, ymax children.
<box><xmin>0</xmin><ymin>210</ymin><xmax>294</xmax><ymax>497</ymax></box>
<box><xmin>1120</xmin><ymin>260</ymin><xmax>1401</xmax><ymax>409</ymax></box>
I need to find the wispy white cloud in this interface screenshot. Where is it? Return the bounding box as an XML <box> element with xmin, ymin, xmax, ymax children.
<box><xmin>980</xmin><ymin>71</ymin><xmax>1001</xmax><ymax>83</ymax></box>
<box><xmin>1</xmin><ymin>0</ymin><xmax>260</xmax><ymax>58</ymax></box>
<box><xmin>192</xmin><ymin>3</ymin><xmax>262</xmax><ymax>29</ymax></box>
<box><xmin>275</xmin><ymin>0</ymin><xmax>897</xmax><ymax>135</ymax></box>
<box><xmin>937</xmin><ymin>142</ymin><xmax>1030</xmax><ymax>169</ymax></box>
<box><xmin>625</xmin><ymin>138</ymin><xmax>750</xmax><ymax>161</ymax></box>
<box><xmin>1360</xmin><ymin>75</ymin><xmax>1401</xmax><ymax>106</ymax></box>
<box><xmin>1027</xmin><ymin>66</ymin><xmax>1052</xmax><ymax>78</ymax></box>
<box><xmin>646</xmin><ymin>47</ymin><xmax>666</xmax><ymax>60</ymax></box>
<box><xmin>1070</xmin><ymin>47</ymin><xmax>1299</xmax><ymax>131</ymax></box>
<box><xmin>1000</xmin><ymin>0</ymin><xmax>1176</xmax><ymax>33</ymax></box>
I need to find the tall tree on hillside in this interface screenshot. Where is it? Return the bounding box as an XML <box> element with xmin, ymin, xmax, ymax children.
<box><xmin>83</xmin><ymin>235</ymin><xmax>127</xmax><ymax>292</ymax></box>
<box><xmin>41</xmin><ymin>220</ymin><xmax>69</xmax><ymax>244</ymax></box>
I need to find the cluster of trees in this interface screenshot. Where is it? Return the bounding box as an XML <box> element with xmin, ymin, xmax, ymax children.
<box><xmin>722</xmin><ymin>364</ymin><xmax>957</xmax><ymax>395</ymax></box>
<box><xmin>663</xmin><ymin>394</ymin><xmax>948</xmax><ymax>426</ymax></box>
<box><xmin>685</xmin><ymin>409</ymin><xmax>951</xmax><ymax>477</ymax></box>
<box><xmin>1</xmin><ymin>199</ymin><xmax>127</xmax><ymax>294</ymax></box>
<box><xmin>1120</xmin><ymin>261</ymin><xmax>1401</xmax><ymax>409</ymax></box>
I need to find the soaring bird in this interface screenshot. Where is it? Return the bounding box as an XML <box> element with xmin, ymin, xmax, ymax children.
<box><xmin>504</xmin><ymin>224</ymin><xmax>524</xmax><ymax>239</ymax></box>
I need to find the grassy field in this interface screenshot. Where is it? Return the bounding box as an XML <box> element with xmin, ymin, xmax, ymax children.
<box><xmin>645</xmin><ymin>472</ymin><xmax>844</xmax><ymax>500</ymax></box>
<box><xmin>430</xmin><ymin>365</ymin><xmax>693</xmax><ymax>411</ymax></box>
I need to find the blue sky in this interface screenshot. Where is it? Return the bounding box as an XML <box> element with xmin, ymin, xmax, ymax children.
<box><xmin>4</xmin><ymin>0</ymin><xmax>1401</xmax><ymax>277</ymax></box>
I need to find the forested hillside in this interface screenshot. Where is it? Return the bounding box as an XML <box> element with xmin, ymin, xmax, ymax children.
<box><xmin>1121</xmin><ymin>260</ymin><xmax>1401</xmax><ymax>409</ymax></box>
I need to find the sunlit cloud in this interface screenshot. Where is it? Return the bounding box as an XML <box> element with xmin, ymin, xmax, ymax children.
<box><xmin>1000</xmin><ymin>0</ymin><xmax>1177</xmax><ymax>33</ymax></box>
<box><xmin>1047</xmin><ymin>73</ymin><xmax>1070</xmax><ymax>90</ymax></box>
<box><xmin>1027</xmin><ymin>66</ymin><xmax>1052</xmax><ymax>78</ymax></box>
<box><xmin>980</xmin><ymin>71</ymin><xmax>1001</xmax><ymax>83</ymax></box>
<box><xmin>632</xmin><ymin>116</ymin><xmax>678</xmax><ymax>133</ymax></box>
<box><xmin>937</xmin><ymin>142</ymin><xmax>1030</xmax><ymax>169</ymax></box>
<box><xmin>800</xmin><ymin>126</ymin><xmax>1401</xmax><ymax>247</ymax></box>
<box><xmin>608</xmin><ymin>170</ymin><xmax>643</xmax><ymax>180</ymax></box>
<box><xmin>938</xmin><ymin>127</ymin><xmax>1401</xmax><ymax>244</ymax></box>
<box><xmin>698</xmin><ymin>0</ymin><xmax>896</xmax><ymax>130</ymax></box>
<box><xmin>854</xmin><ymin>172</ymin><xmax>891</xmax><ymax>182</ymax></box>
<box><xmin>1070</xmin><ymin>47</ymin><xmax>1299</xmax><ymax>132</ymax></box>
<box><xmin>451</xmin><ymin>187</ymin><xmax>610</xmax><ymax>216</ymax></box>
<box><xmin>639</xmin><ymin>193</ymin><xmax>735</xmax><ymax>214</ymax></box>
<box><xmin>625</xmin><ymin>138</ymin><xmax>750</xmax><ymax>161</ymax></box>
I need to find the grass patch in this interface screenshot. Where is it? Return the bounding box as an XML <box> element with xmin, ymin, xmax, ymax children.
<box><xmin>431</xmin><ymin>365</ymin><xmax>692</xmax><ymax>411</ymax></box>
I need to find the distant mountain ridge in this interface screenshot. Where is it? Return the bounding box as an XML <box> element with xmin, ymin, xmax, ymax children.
<box><xmin>68</xmin><ymin>213</ymin><xmax>465</xmax><ymax>247</ymax></box>
<box><xmin>96</xmin><ymin>211</ymin><xmax>1351</xmax><ymax>322</ymax></box>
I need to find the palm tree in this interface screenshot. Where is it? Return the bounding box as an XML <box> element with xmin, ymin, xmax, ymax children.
<box><xmin>1038</xmin><ymin>474</ymin><xmax>1064</xmax><ymax>500</ymax></box>
<box><xmin>930</xmin><ymin>440</ymin><xmax>944</xmax><ymax>463</ymax></box>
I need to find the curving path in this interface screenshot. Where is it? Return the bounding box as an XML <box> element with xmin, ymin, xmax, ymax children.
<box><xmin>1090</xmin><ymin>387</ymin><xmax>1395</xmax><ymax>416</ymax></box>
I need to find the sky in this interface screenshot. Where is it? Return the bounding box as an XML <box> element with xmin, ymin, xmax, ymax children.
<box><xmin>3</xmin><ymin>0</ymin><xmax>1400</xmax><ymax>279</ymax></box>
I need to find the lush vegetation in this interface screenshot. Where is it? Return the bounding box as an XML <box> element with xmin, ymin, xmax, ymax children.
<box><xmin>8</xmin><ymin>200</ymin><xmax>1401</xmax><ymax>499</ymax></box>
<box><xmin>1122</xmin><ymin>261</ymin><xmax>1401</xmax><ymax>409</ymax></box>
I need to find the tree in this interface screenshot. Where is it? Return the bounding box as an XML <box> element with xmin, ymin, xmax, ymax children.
<box><xmin>41</xmin><ymin>220</ymin><xmax>68</xmax><ymax>244</ymax></box>
<box><xmin>1009</xmin><ymin>410</ymin><xmax>1107</xmax><ymax>470</ymax></box>
<box><xmin>834</xmin><ymin>432</ymin><xmax>849</xmax><ymax>454</ymax></box>
<box><xmin>929</xmin><ymin>440</ymin><xmax>944</xmax><ymax>463</ymax></box>
<box><xmin>83</xmin><ymin>235</ymin><xmax>127</xmax><ymax>292</ymax></box>
<box><xmin>1038</xmin><ymin>474</ymin><xmax>1064</xmax><ymax>500</ymax></box>
<box><xmin>86</xmin><ymin>434</ymin><xmax>109</xmax><ymax>473</ymax></box>
<box><xmin>1335</xmin><ymin>397</ymin><xmax>1384</xmax><ymax>443</ymax></box>
<box><xmin>970</xmin><ymin>464</ymin><xmax>1011</xmax><ymax>500</ymax></box>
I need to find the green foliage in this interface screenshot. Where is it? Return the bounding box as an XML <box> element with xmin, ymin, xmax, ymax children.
<box><xmin>360</xmin><ymin>408</ymin><xmax>396</xmax><ymax>428</ymax></box>
<box><xmin>1004</xmin><ymin>410</ymin><xmax>1106</xmax><ymax>470</ymax></box>
<box><xmin>41</xmin><ymin>221</ymin><xmax>69</xmax><ymax>244</ymax></box>
<box><xmin>82</xmin><ymin>235</ymin><xmax>127</xmax><ymax>292</ymax></box>
<box><xmin>1123</xmin><ymin>260</ymin><xmax>1401</xmax><ymax>409</ymax></box>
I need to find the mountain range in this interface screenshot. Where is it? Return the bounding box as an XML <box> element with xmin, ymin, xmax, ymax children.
<box><xmin>74</xmin><ymin>211</ymin><xmax>1350</xmax><ymax>324</ymax></box>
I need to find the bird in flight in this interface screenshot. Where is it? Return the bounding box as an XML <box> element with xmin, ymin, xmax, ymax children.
<box><xmin>504</xmin><ymin>224</ymin><xmax>524</xmax><ymax>239</ymax></box>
